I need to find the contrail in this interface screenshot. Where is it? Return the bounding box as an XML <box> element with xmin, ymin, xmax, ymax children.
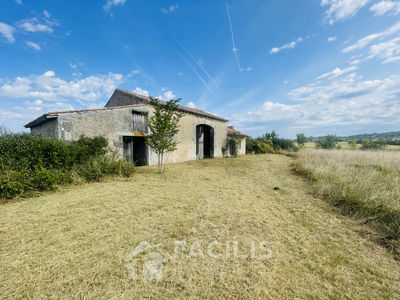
<box><xmin>226</xmin><ymin>0</ymin><xmax>241</xmax><ymax>71</ymax></box>
<box><xmin>176</xmin><ymin>50</ymin><xmax>216</xmax><ymax>96</ymax></box>
<box><xmin>173</xmin><ymin>37</ymin><xmax>219</xmax><ymax>89</ymax></box>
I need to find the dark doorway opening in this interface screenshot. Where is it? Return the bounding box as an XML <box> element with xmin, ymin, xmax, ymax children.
<box><xmin>123</xmin><ymin>136</ymin><xmax>147</xmax><ymax>166</ymax></box>
<box><xmin>196</xmin><ymin>124</ymin><xmax>214</xmax><ymax>160</ymax></box>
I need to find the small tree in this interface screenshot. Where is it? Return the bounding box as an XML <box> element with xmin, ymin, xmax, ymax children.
<box><xmin>143</xmin><ymin>97</ymin><xmax>183</xmax><ymax>173</ymax></box>
<box><xmin>228</xmin><ymin>134</ymin><xmax>242</xmax><ymax>157</ymax></box>
<box><xmin>0</xmin><ymin>124</ymin><xmax>9</xmax><ymax>136</ymax></box>
<box><xmin>315</xmin><ymin>134</ymin><xmax>339</xmax><ymax>149</ymax></box>
<box><xmin>296</xmin><ymin>133</ymin><xmax>308</xmax><ymax>147</ymax></box>
<box><xmin>348</xmin><ymin>139</ymin><xmax>357</xmax><ymax>149</ymax></box>
<box><xmin>361</xmin><ymin>138</ymin><xmax>387</xmax><ymax>150</ymax></box>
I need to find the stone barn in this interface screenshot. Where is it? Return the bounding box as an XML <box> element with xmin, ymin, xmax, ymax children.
<box><xmin>25</xmin><ymin>88</ymin><xmax>247</xmax><ymax>166</ymax></box>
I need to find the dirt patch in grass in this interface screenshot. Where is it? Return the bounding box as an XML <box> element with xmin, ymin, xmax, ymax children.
<box><xmin>1</xmin><ymin>155</ymin><xmax>400</xmax><ymax>298</ymax></box>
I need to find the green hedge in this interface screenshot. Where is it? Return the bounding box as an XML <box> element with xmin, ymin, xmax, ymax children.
<box><xmin>0</xmin><ymin>134</ymin><xmax>135</xmax><ymax>199</ymax></box>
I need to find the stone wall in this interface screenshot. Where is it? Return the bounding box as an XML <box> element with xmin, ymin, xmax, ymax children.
<box><xmin>30</xmin><ymin>105</ymin><xmax>228</xmax><ymax>166</ymax></box>
<box><xmin>31</xmin><ymin>118</ymin><xmax>58</xmax><ymax>139</ymax></box>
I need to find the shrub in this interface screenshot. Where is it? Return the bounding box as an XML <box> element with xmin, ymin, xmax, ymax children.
<box><xmin>361</xmin><ymin>138</ymin><xmax>387</xmax><ymax>150</ymax></box>
<box><xmin>228</xmin><ymin>134</ymin><xmax>242</xmax><ymax>157</ymax></box>
<box><xmin>315</xmin><ymin>134</ymin><xmax>339</xmax><ymax>149</ymax></box>
<box><xmin>0</xmin><ymin>134</ymin><xmax>135</xmax><ymax>200</ymax></box>
<box><xmin>256</xmin><ymin>140</ymin><xmax>275</xmax><ymax>154</ymax></box>
<box><xmin>246</xmin><ymin>132</ymin><xmax>298</xmax><ymax>154</ymax></box>
<box><xmin>348</xmin><ymin>139</ymin><xmax>357</xmax><ymax>149</ymax></box>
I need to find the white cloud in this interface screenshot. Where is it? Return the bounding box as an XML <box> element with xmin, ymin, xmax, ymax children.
<box><xmin>232</xmin><ymin>73</ymin><xmax>400</xmax><ymax>132</ymax></box>
<box><xmin>26</xmin><ymin>41</ymin><xmax>41</xmax><ymax>51</ymax></box>
<box><xmin>317</xmin><ymin>66</ymin><xmax>358</xmax><ymax>80</ymax></box>
<box><xmin>0</xmin><ymin>71</ymin><xmax>125</xmax><ymax>102</ymax></box>
<box><xmin>156</xmin><ymin>88</ymin><xmax>176</xmax><ymax>100</ymax></box>
<box><xmin>370</xmin><ymin>1</ymin><xmax>400</xmax><ymax>16</ymax></box>
<box><xmin>103</xmin><ymin>0</ymin><xmax>126</xmax><ymax>12</ymax></box>
<box><xmin>22</xmin><ymin>99</ymin><xmax>74</xmax><ymax>113</ymax></box>
<box><xmin>367</xmin><ymin>36</ymin><xmax>400</xmax><ymax>63</ymax></box>
<box><xmin>161</xmin><ymin>4</ymin><xmax>178</xmax><ymax>14</ymax></box>
<box><xmin>0</xmin><ymin>22</ymin><xmax>16</xmax><ymax>43</ymax></box>
<box><xmin>163</xmin><ymin>90</ymin><xmax>175</xmax><ymax>100</ymax></box>
<box><xmin>186</xmin><ymin>102</ymin><xmax>196</xmax><ymax>108</ymax></box>
<box><xmin>321</xmin><ymin>0</ymin><xmax>370</xmax><ymax>25</ymax></box>
<box><xmin>132</xmin><ymin>87</ymin><xmax>150</xmax><ymax>97</ymax></box>
<box><xmin>43</xmin><ymin>10</ymin><xmax>50</xmax><ymax>18</ymax></box>
<box><xmin>17</xmin><ymin>18</ymin><xmax>54</xmax><ymax>33</ymax></box>
<box><xmin>43</xmin><ymin>70</ymin><xmax>55</xmax><ymax>77</ymax></box>
<box><xmin>270</xmin><ymin>37</ymin><xmax>303</xmax><ymax>54</ymax></box>
<box><xmin>328</xmin><ymin>36</ymin><xmax>337</xmax><ymax>42</ymax></box>
<box><xmin>343</xmin><ymin>21</ymin><xmax>400</xmax><ymax>53</ymax></box>
<box><xmin>14</xmin><ymin>0</ymin><xmax>22</xmax><ymax>4</ymax></box>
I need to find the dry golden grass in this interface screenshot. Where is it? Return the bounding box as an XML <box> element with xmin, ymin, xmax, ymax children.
<box><xmin>304</xmin><ymin>141</ymin><xmax>400</xmax><ymax>151</ymax></box>
<box><xmin>295</xmin><ymin>149</ymin><xmax>400</xmax><ymax>246</ymax></box>
<box><xmin>1</xmin><ymin>155</ymin><xmax>400</xmax><ymax>299</ymax></box>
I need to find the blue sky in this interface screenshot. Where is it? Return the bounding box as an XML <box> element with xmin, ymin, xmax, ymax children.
<box><xmin>0</xmin><ymin>0</ymin><xmax>399</xmax><ymax>137</ymax></box>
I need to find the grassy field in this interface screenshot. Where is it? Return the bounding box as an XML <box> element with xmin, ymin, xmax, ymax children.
<box><xmin>1</xmin><ymin>155</ymin><xmax>400</xmax><ymax>298</ymax></box>
<box><xmin>294</xmin><ymin>149</ymin><xmax>400</xmax><ymax>248</ymax></box>
<box><xmin>304</xmin><ymin>141</ymin><xmax>400</xmax><ymax>150</ymax></box>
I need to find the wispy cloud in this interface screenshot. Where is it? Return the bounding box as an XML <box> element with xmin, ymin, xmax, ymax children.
<box><xmin>225</xmin><ymin>0</ymin><xmax>241</xmax><ymax>71</ymax></box>
<box><xmin>173</xmin><ymin>37</ymin><xmax>219</xmax><ymax>89</ymax></box>
<box><xmin>17</xmin><ymin>19</ymin><xmax>53</xmax><ymax>33</ymax></box>
<box><xmin>328</xmin><ymin>36</ymin><xmax>337</xmax><ymax>42</ymax></box>
<box><xmin>270</xmin><ymin>37</ymin><xmax>303</xmax><ymax>54</ymax></box>
<box><xmin>317</xmin><ymin>66</ymin><xmax>358</xmax><ymax>80</ymax></box>
<box><xmin>343</xmin><ymin>21</ymin><xmax>400</xmax><ymax>53</ymax></box>
<box><xmin>103</xmin><ymin>0</ymin><xmax>126</xmax><ymax>14</ymax></box>
<box><xmin>14</xmin><ymin>0</ymin><xmax>22</xmax><ymax>4</ymax></box>
<box><xmin>367</xmin><ymin>36</ymin><xmax>400</xmax><ymax>63</ymax></box>
<box><xmin>16</xmin><ymin>11</ymin><xmax>58</xmax><ymax>33</ymax></box>
<box><xmin>26</xmin><ymin>41</ymin><xmax>41</xmax><ymax>51</ymax></box>
<box><xmin>370</xmin><ymin>1</ymin><xmax>400</xmax><ymax>16</ymax></box>
<box><xmin>176</xmin><ymin>50</ymin><xmax>215</xmax><ymax>96</ymax></box>
<box><xmin>161</xmin><ymin>4</ymin><xmax>178</xmax><ymax>14</ymax></box>
<box><xmin>321</xmin><ymin>0</ymin><xmax>370</xmax><ymax>25</ymax></box>
<box><xmin>0</xmin><ymin>22</ymin><xmax>16</xmax><ymax>43</ymax></box>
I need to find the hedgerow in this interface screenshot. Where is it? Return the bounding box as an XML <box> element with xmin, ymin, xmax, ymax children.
<box><xmin>0</xmin><ymin>134</ymin><xmax>135</xmax><ymax>199</ymax></box>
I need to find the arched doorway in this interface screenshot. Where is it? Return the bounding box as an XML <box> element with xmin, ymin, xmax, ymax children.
<box><xmin>196</xmin><ymin>124</ymin><xmax>214</xmax><ymax>160</ymax></box>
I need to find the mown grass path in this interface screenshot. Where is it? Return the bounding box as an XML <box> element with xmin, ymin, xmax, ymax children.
<box><xmin>1</xmin><ymin>155</ymin><xmax>399</xmax><ymax>299</ymax></box>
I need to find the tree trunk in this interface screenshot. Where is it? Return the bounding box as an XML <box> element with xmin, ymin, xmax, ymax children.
<box><xmin>160</xmin><ymin>151</ymin><xmax>164</xmax><ymax>173</ymax></box>
<box><xmin>157</xmin><ymin>152</ymin><xmax>162</xmax><ymax>173</ymax></box>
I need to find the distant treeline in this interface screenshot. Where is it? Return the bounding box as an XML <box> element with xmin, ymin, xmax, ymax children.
<box><xmin>308</xmin><ymin>130</ymin><xmax>400</xmax><ymax>145</ymax></box>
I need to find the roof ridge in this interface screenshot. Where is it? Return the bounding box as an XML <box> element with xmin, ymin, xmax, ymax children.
<box><xmin>115</xmin><ymin>88</ymin><xmax>228</xmax><ymax>122</ymax></box>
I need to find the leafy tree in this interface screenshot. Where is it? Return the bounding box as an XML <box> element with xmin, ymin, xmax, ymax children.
<box><xmin>315</xmin><ymin>134</ymin><xmax>339</xmax><ymax>149</ymax></box>
<box><xmin>348</xmin><ymin>139</ymin><xmax>357</xmax><ymax>149</ymax></box>
<box><xmin>361</xmin><ymin>138</ymin><xmax>387</xmax><ymax>150</ymax></box>
<box><xmin>296</xmin><ymin>133</ymin><xmax>308</xmax><ymax>147</ymax></box>
<box><xmin>143</xmin><ymin>97</ymin><xmax>183</xmax><ymax>173</ymax></box>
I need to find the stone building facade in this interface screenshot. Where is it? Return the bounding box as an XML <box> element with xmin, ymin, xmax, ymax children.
<box><xmin>25</xmin><ymin>88</ymin><xmax>247</xmax><ymax>166</ymax></box>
